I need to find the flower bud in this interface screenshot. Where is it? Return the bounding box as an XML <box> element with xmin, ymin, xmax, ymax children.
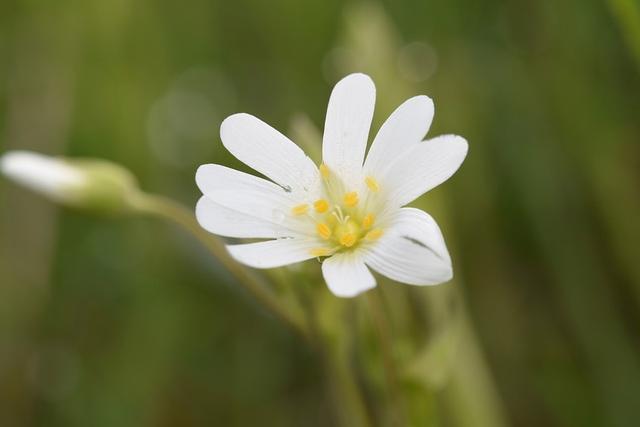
<box><xmin>0</xmin><ymin>151</ymin><xmax>140</xmax><ymax>215</ymax></box>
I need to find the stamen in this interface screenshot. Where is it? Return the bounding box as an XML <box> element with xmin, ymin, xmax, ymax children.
<box><xmin>319</xmin><ymin>163</ymin><xmax>330</xmax><ymax>179</ymax></box>
<box><xmin>291</xmin><ymin>203</ymin><xmax>309</xmax><ymax>216</ymax></box>
<box><xmin>316</xmin><ymin>222</ymin><xmax>332</xmax><ymax>240</ymax></box>
<box><xmin>314</xmin><ymin>199</ymin><xmax>329</xmax><ymax>213</ymax></box>
<box><xmin>365</xmin><ymin>176</ymin><xmax>380</xmax><ymax>192</ymax></box>
<box><xmin>310</xmin><ymin>247</ymin><xmax>332</xmax><ymax>257</ymax></box>
<box><xmin>339</xmin><ymin>233</ymin><xmax>357</xmax><ymax>247</ymax></box>
<box><xmin>362</xmin><ymin>213</ymin><xmax>375</xmax><ymax>229</ymax></box>
<box><xmin>365</xmin><ymin>228</ymin><xmax>383</xmax><ymax>241</ymax></box>
<box><xmin>333</xmin><ymin>206</ymin><xmax>345</xmax><ymax>223</ymax></box>
<box><xmin>343</xmin><ymin>191</ymin><xmax>359</xmax><ymax>207</ymax></box>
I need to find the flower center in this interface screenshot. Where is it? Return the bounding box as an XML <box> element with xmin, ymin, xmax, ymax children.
<box><xmin>291</xmin><ymin>164</ymin><xmax>384</xmax><ymax>258</ymax></box>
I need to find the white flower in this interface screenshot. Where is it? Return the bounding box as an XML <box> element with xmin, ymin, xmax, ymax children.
<box><xmin>0</xmin><ymin>151</ymin><xmax>86</xmax><ymax>203</ymax></box>
<box><xmin>0</xmin><ymin>150</ymin><xmax>138</xmax><ymax>213</ymax></box>
<box><xmin>195</xmin><ymin>73</ymin><xmax>468</xmax><ymax>297</ymax></box>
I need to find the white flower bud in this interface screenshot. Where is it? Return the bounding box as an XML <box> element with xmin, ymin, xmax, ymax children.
<box><xmin>0</xmin><ymin>150</ymin><xmax>140</xmax><ymax>215</ymax></box>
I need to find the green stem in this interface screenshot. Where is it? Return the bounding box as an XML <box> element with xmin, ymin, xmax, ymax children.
<box><xmin>323</xmin><ymin>326</ymin><xmax>373</xmax><ymax>427</ymax></box>
<box><xmin>326</xmin><ymin>353</ymin><xmax>371</xmax><ymax>427</ymax></box>
<box><xmin>129</xmin><ymin>192</ymin><xmax>308</xmax><ymax>338</ymax></box>
<box><xmin>367</xmin><ymin>289</ymin><xmax>406</xmax><ymax>426</ymax></box>
<box><xmin>607</xmin><ymin>0</ymin><xmax>640</xmax><ymax>69</ymax></box>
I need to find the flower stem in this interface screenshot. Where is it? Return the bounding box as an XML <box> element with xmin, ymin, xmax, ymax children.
<box><xmin>324</xmin><ymin>343</ymin><xmax>373</xmax><ymax>427</ymax></box>
<box><xmin>129</xmin><ymin>191</ymin><xmax>309</xmax><ymax>338</ymax></box>
<box><xmin>366</xmin><ymin>289</ymin><xmax>406</xmax><ymax>425</ymax></box>
<box><xmin>607</xmin><ymin>0</ymin><xmax>640</xmax><ymax>70</ymax></box>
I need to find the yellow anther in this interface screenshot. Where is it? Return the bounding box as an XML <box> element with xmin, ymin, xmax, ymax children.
<box><xmin>316</xmin><ymin>222</ymin><xmax>332</xmax><ymax>240</ymax></box>
<box><xmin>362</xmin><ymin>213</ymin><xmax>375</xmax><ymax>229</ymax></box>
<box><xmin>319</xmin><ymin>163</ymin><xmax>330</xmax><ymax>179</ymax></box>
<box><xmin>343</xmin><ymin>191</ymin><xmax>359</xmax><ymax>207</ymax></box>
<box><xmin>339</xmin><ymin>232</ymin><xmax>357</xmax><ymax>247</ymax></box>
<box><xmin>291</xmin><ymin>204</ymin><xmax>309</xmax><ymax>216</ymax></box>
<box><xmin>365</xmin><ymin>176</ymin><xmax>380</xmax><ymax>192</ymax></box>
<box><xmin>365</xmin><ymin>228</ymin><xmax>383</xmax><ymax>241</ymax></box>
<box><xmin>314</xmin><ymin>199</ymin><xmax>330</xmax><ymax>213</ymax></box>
<box><xmin>310</xmin><ymin>247</ymin><xmax>332</xmax><ymax>257</ymax></box>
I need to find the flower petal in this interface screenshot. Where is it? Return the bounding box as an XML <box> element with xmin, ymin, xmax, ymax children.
<box><xmin>226</xmin><ymin>238</ymin><xmax>318</xmax><ymax>269</ymax></box>
<box><xmin>196</xmin><ymin>164</ymin><xmax>313</xmax><ymax>234</ymax></box>
<box><xmin>196</xmin><ymin>196</ymin><xmax>293</xmax><ymax>239</ymax></box>
<box><xmin>220</xmin><ymin>113</ymin><xmax>319</xmax><ymax>198</ymax></box>
<box><xmin>365</xmin><ymin>208</ymin><xmax>452</xmax><ymax>286</ymax></box>
<box><xmin>322</xmin><ymin>252</ymin><xmax>376</xmax><ymax>298</ymax></box>
<box><xmin>196</xmin><ymin>163</ymin><xmax>292</xmax><ymax>202</ymax></box>
<box><xmin>380</xmin><ymin>135</ymin><xmax>468</xmax><ymax>208</ymax></box>
<box><xmin>322</xmin><ymin>73</ymin><xmax>376</xmax><ymax>187</ymax></box>
<box><xmin>0</xmin><ymin>150</ymin><xmax>85</xmax><ymax>201</ymax></box>
<box><xmin>364</xmin><ymin>95</ymin><xmax>434</xmax><ymax>177</ymax></box>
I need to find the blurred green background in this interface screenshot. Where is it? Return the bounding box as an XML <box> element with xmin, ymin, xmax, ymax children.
<box><xmin>1</xmin><ymin>0</ymin><xmax>640</xmax><ymax>426</ymax></box>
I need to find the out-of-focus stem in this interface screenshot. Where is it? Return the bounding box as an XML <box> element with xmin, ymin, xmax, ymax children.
<box><xmin>607</xmin><ymin>0</ymin><xmax>640</xmax><ymax>69</ymax></box>
<box><xmin>323</xmin><ymin>333</ymin><xmax>373</xmax><ymax>427</ymax></box>
<box><xmin>129</xmin><ymin>192</ymin><xmax>309</xmax><ymax>338</ymax></box>
<box><xmin>367</xmin><ymin>289</ymin><xmax>406</xmax><ymax>426</ymax></box>
<box><xmin>442</xmin><ymin>309</ymin><xmax>509</xmax><ymax>427</ymax></box>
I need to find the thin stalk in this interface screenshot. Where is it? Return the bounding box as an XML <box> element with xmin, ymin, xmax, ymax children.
<box><xmin>324</xmin><ymin>343</ymin><xmax>373</xmax><ymax>427</ymax></box>
<box><xmin>367</xmin><ymin>289</ymin><xmax>406</xmax><ymax>426</ymax></box>
<box><xmin>129</xmin><ymin>192</ymin><xmax>308</xmax><ymax>338</ymax></box>
<box><xmin>607</xmin><ymin>0</ymin><xmax>640</xmax><ymax>69</ymax></box>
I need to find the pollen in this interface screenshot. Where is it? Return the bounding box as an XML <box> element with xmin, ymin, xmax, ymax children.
<box><xmin>339</xmin><ymin>232</ymin><xmax>357</xmax><ymax>247</ymax></box>
<box><xmin>310</xmin><ymin>247</ymin><xmax>332</xmax><ymax>257</ymax></box>
<box><xmin>343</xmin><ymin>191</ymin><xmax>359</xmax><ymax>207</ymax></box>
<box><xmin>316</xmin><ymin>222</ymin><xmax>332</xmax><ymax>239</ymax></box>
<box><xmin>297</xmin><ymin>166</ymin><xmax>382</xmax><ymax>252</ymax></box>
<box><xmin>365</xmin><ymin>228</ymin><xmax>383</xmax><ymax>241</ymax></box>
<box><xmin>365</xmin><ymin>176</ymin><xmax>380</xmax><ymax>192</ymax></box>
<box><xmin>319</xmin><ymin>163</ymin><xmax>330</xmax><ymax>179</ymax></box>
<box><xmin>314</xmin><ymin>199</ymin><xmax>330</xmax><ymax>213</ymax></box>
<box><xmin>291</xmin><ymin>203</ymin><xmax>309</xmax><ymax>216</ymax></box>
<box><xmin>362</xmin><ymin>213</ymin><xmax>375</xmax><ymax>229</ymax></box>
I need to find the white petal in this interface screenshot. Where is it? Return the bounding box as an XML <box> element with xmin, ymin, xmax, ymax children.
<box><xmin>0</xmin><ymin>151</ymin><xmax>85</xmax><ymax>201</ymax></box>
<box><xmin>364</xmin><ymin>208</ymin><xmax>452</xmax><ymax>286</ymax></box>
<box><xmin>196</xmin><ymin>164</ymin><xmax>310</xmax><ymax>236</ymax></box>
<box><xmin>381</xmin><ymin>135</ymin><xmax>468</xmax><ymax>208</ymax></box>
<box><xmin>220</xmin><ymin>113</ymin><xmax>319</xmax><ymax>198</ymax></box>
<box><xmin>364</xmin><ymin>95</ymin><xmax>434</xmax><ymax>177</ymax></box>
<box><xmin>196</xmin><ymin>163</ymin><xmax>290</xmax><ymax>198</ymax></box>
<box><xmin>322</xmin><ymin>73</ymin><xmax>376</xmax><ymax>187</ymax></box>
<box><xmin>322</xmin><ymin>252</ymin><xmax>376</xmax><ymax>298</ymax></box>
<box><xmin>196</xmin><ymin>197</ymin><xmax>292</xmax><ymax>239</ymax></box>
<box><xmin>226</xmin><ymin>238</ymin><xmax>318</xmax><ymax>269</ymax></box>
